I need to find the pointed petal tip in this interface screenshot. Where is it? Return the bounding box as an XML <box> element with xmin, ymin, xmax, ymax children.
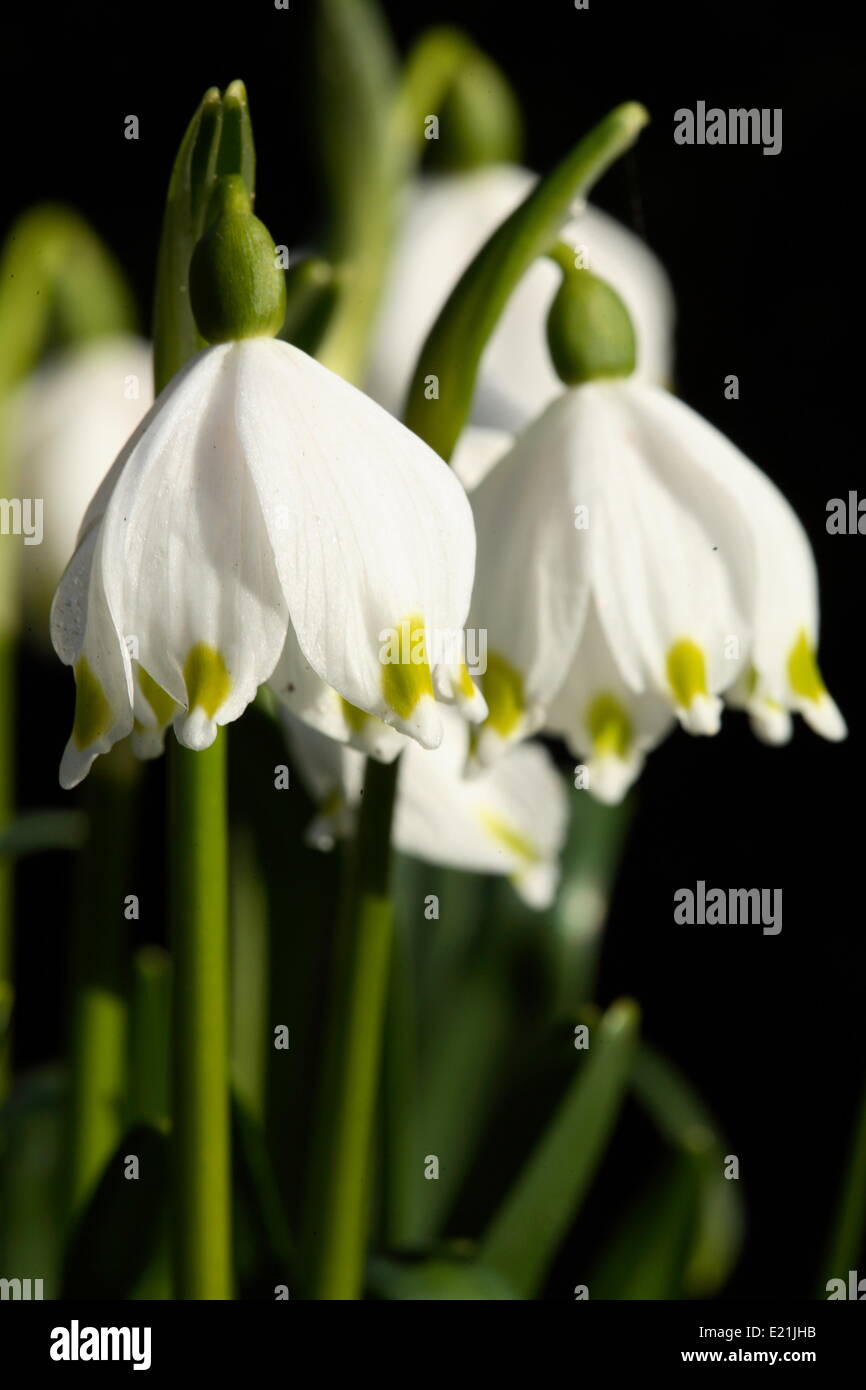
<box><xmin>174</xmin><ymin>708</ymin><xmax>219</xmax><ymax>752</ymax></box>
<box><xmin>676</xmin><ymin>694</ymin><xmax>723</xmax><ymax>737</ymax></box>
<box><xmin>801</xmin><ymin>694</ymin><xmax>848</xmax><ymax>743</ymax></box>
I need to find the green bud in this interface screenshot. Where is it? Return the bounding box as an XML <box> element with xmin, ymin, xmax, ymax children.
<box><xmin>189</xmin><ymin>175</ymin><xmax>286</xmax><ymax>343</ymax></box>
<box><xmin>546</xmin><ymin>267</ymin><xmax>636</xmax><ymax>386</ymax></box>
<box><xmin>431</xmin><ymin>53</ymin><xmax>523</xmax><ymax>172</ymax></box>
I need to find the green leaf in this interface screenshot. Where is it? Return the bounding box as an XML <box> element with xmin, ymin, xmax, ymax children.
<box><xmin>312</xmin><ymin>0</ymin><xmax>401</xmax><ymax>381</ymax></box>
<box><xmin>479</xmin><ymin>998</ymin><xmax>640</xmax><ymax>1298</ymax></box>
<box><xmin>152</xmin><ymin>82</ymin><xmax>256</xmax><ymax>393</ymax></box>
<box><xmin>589</xmin><ymin>1151</ymin><xmax>704</xmax><ymax>1299</ymax></box>
<box><xmin>0</xmin><ymin>809</ymin><xmax>87</xmax><ymax>859</ymax></box>
<box><xmin>0</xmin><ymin>1067</ymin><xmax>66</xmax><ymax>1299</ymax></box>
<box><xmin>60</xmin><ymin>1123</ymin><xmax>169</xmax><ymax>1298</ymax></box>
<box><xmin>403</xmin><ymin>103</ymin><xmax>648</xmax><ymax>458</ymax></box>
<box><xmin>632</xmin><ymin>1043</ymin><xmax>745</xmax><ymax>1295</ymax></box>
<box><xmin>0</xmin><ymin>205</ymin><xmax>136</xmax><ymax>400</ymax></box>
<box><xmin>368</xmin><ymin>1252</ymin><xmax>519</xmax><ymax>1301</ymax></box>
<box><xmin>232</xmin><ymin>1088</ymin><xmax>296</xmax><ymax>1295</ymax></box>
<box><xmin>396</xmin><ymin>26</ymin><xmax>523</xmax><ymax>171</ymax></box>
<box><xmin>548</xmin><ymin>788</ymin><xmax>634</xmax><ymax>1013</ymax></box>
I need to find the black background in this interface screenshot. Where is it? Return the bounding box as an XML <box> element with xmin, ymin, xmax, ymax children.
<box><xmin>4</xmin><ymin>0</ymin><xmax>862</xmax><ymax>1299</ymax></box>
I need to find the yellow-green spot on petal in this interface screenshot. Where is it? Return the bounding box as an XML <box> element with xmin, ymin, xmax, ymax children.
<box><xmin>138</xmin><ymin>666</ymin><xmax>178</xmax><ymax>727</ymax></box>
<box><xmin>477</xmin><ymin>808</ymin><xmax>539</xmax><ymax>865</ymax></box>
<box><xmin>745</xmin><ymin>665</ymin><xmax>759</xmax><ymax>697</ymax></box>
<box><xmin>482</xmin><ymin>651</ymin><xmax>525</xmax><ymax>737</ymax></box>
<box><xmin>183</xmin><ymin>643</ymin><xmax>231</xmax><ymax>718</ymax></box>
<box><xmin>340</xmin><ymin>698</ymin><xmax>370</xmax><ymax>734</ymax></box>
<box><xmin>457</xmin><ymin>663</ymin><xmax>476</xmax><ymax>699</ymax></box>
<box><xmin>586</xmin><ymin>692</ymin><xmax>632</xmax><ymax>760</ymax></box>
<box><xmin>381</xmin><ymin>614</ymin><xmax>434</xmax><ymax>720</ymax></box>
<box><xmin>72</xmin><ymin>657</ymin><xmax>113</xmax><ymax>750</ymax></box>
<box><xmin>666</xmin><ymin>638</ymin><xmax>710</xmax><ymax>709</ymax></box>
<box><xmin>787</xmin><ymin>629</ymin><xmax>826</xmax><ymax>703</ymax></box>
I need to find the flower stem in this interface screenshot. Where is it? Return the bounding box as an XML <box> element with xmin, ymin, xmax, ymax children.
<box><xmin>169</xmin><ymin>736</ymin><xmax>232</xmax><ymax>1299</ymax></box>
<box><xmin>306</xmin><ymin>755</ymin><xmax>398</xmax><ymax>1299</ymax></box>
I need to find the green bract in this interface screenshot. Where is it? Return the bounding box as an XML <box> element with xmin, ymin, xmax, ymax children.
<box><xmin>189</xmin><ymin>176</ymin><xmax>286</xmax><ymax>344</ymax></box>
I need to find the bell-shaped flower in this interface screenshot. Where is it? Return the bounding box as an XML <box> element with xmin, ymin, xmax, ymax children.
<box><xmin>51</xmin><ymin>178</ymin><xmax>482</xmax><ymax>788</ymax></box>
<box><xmin>468</xmin><ymin>271</ymin><xmax>845</xmax><ymax>802</ymax></box>
<box><xmin>8</xmin><ymin>336</ymin><xmax>152</xmax><ymax>633</ymax></box>
<box><xmin>281</xmin><ymin>704</ymin><xmax>568</xmax><ymax>909</ymax></box>
<box><xmin>365</xmin><ymin>164</ymin><xmax>675</xmax><ymax>429</ymax></box>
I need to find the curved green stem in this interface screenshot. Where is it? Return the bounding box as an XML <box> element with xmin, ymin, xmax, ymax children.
<box><xmin>306</xmin><ymin>756</ymin><xmax>398</xmax><ymax>1299</ymax></box>
<box><xmin>169</xmin><ymin>737</ymin><xmax>232</xmax><ymax>1299</ymax></box>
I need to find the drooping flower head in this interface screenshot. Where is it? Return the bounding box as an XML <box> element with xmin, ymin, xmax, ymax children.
<box><xmin>468</xmin><ymin>267</ymin><xmax>845</xmax><ymax>802</ymax></box>
<box><xmin>51</xmin><ymin>177</ymin><xmax>483</xmax><ymax>788</ymax></box>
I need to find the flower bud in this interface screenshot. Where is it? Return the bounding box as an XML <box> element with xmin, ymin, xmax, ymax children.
<box><xmin>189</xmin><ymin>175</ymin><xmax>286</xmax><ymax>343</ymax></box>
<box><xmin>546</xmin><ymin>267</ymin><xmax>636</xmax><ymax>386</ymax></box>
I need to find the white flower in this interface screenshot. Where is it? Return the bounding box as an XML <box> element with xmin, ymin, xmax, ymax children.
<box><xmin>8</xmin><ymin>336</ymin><xmax>152</xmax><ymax>630</ymax></box>
<box><xmin>365</xmin><ymin>165</ymin><xmax>675</xmax><ymax>428</ymax></box>
<box><xmin>282</xmin><ymin>704</ymin><xmax>568</xmax><ymax>909</ymax></box>
<box><xmin>50</xmin><ymin>338</ymin><xmax>481</xmax><ymax>789</ymax></box>
<box><xmin>469</xmin><ymin>378</ymin><xmax>846</xmax><ymax>802</ymax></box>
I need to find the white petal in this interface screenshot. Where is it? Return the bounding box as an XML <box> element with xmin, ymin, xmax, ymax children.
<box><xmin>395</xmin><ymin>708</ymin><xmax>568</xmax><ymax>907</ymax></box>
<box><xmin>621</xmin><ymin>383</ymin><xmax>845</xmax><ymax>740</ymax></box>
<box><xmin>269</xmin><ymin>623</ymin><xmax>406</xmax><ymax>763</ymax></box>
<box><xmin>279</xmin><ymin>708</ymin><xmax>366</xmax><ymax>848</ymax></box>
<box><xmin>51</xmin><ymin>523</ymin><xmax>134</xmax><ymax>789</ymax></box>
<box><xmin>11</xmin><ymin>336</ymin><xmax>153</xmax><ymax>623</ymax></box>
<box><xmin>579</xmin><ymin>382</ymin><xmax>749</xmax><ymax>719</ymax></box>
<box><xmin>547</xmin><ymin>600</ymin><xmax>674</xmax><ymax>803</ymax></box>
<box><xmin>234</xmin><ymin>338</ymin><xmax>477</xmax><ymax>748</ymax></box>
<box><xmin>97</xmin><ymin>344</ymin><xmax>289</xmax><ymax>750</ymax></box>
<box><xmin>468</xmin><ymin>393</ymin><xmax>597</xmax><ymax>759</ymax></box>
<box><xmin>450</xmin><ymin>426</ymin><xmax>514</xmax><ymax>492</ymax></box>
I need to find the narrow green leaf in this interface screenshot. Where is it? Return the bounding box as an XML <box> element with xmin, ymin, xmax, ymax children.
<box><xmin>590</xmin><ymin>1151</ymin><xmax>704</xmax><ymax>1299</ymax></box>
<box><xmin>404</xmin><ymin>102</ymin><xmax>648</xmax><ymax>458</ymax></box>
<box><xmin>216</xmin><ymin>80</ymin><xmax>256</xmax><ymax>196</ymax></box>
<box><xmin>0</xmin><ymin>1067</ymin><xmax>65</xmax><ymax>1299</ymax></box>
<box><xmin>396</xmin><ymin>26</ymin><xmax>523</xmax><ymax>171</ymax></box>
<box><xmin>232</xmin><ymin>1090</ymin><xmax>296</xmax><ymax>1294</ymax></box>
<box><xmin>0</xmin><ymin>205</ymin><xmax>135</xmax><ymax>399</ymax></box>
<box><xmin>368</xmin><ymin>1253</ymin><xmax>519</xmax><ymax>1301</ymax></box>
<box><xmin>817</xmin><ymin>1073</ymin><xmax>866</xmax><ymax>1294</ymax></box>
<box><xmin>313</xmin><ymin>0</ymin><xmax>401</xmax><ymax>381</ymax></box>
<box><xmin>60</xmin><ymin>1124</ymin><xmax>169</xmax><ymax>1298</ymax></box>
<box><xmin>479</xmin><ymin>998</ymin><xmax>640</xmax><ymax>1297</ymax></box>
<box><xmin>152</xmin><ymin>87</ymin><xmax>222</xmax><ymax>392</ymax></box>
<box><xmin>632</xmin><ymin>1043</ymin><xmax>746</xmax><ymax>1295</ymax></box>
<box><xmin>0</xmin><ymin>809</ymin><xmax>87</xmax><ymax>858</ymax></box>
<box><xmin>152</xmin><ymin>83</ymin><xmax>256</xmax><ymax>394</ymax></box>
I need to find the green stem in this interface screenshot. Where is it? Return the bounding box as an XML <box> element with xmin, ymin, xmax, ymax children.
<box><xmin>306</xmin><ymin>756</ymin><xmax>398</xmax><ymax>1299</ymax></box>
<box><xmin>0</xmin><ymin>632</ymin><xmax>13</xmax><ymax>1099</ymax></box>
<box><xmin>819</xmin><ymin>1074</ymin><xmax>866</xmax><ymax>1291</ymax></box>
<box><xmin>66</xmin><ymin>759</ymin><xmax>134</xmax><ymax>1219</ymax></box>
<box><xmin>128</xmin><ymin>946</ymin><xmax>171</xmax><ymax>1131</ymax></box>
<box><xmin>169</xmin><ymin>736</ymin><xmax>232</xmax><ymax>1299</ymax></box>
